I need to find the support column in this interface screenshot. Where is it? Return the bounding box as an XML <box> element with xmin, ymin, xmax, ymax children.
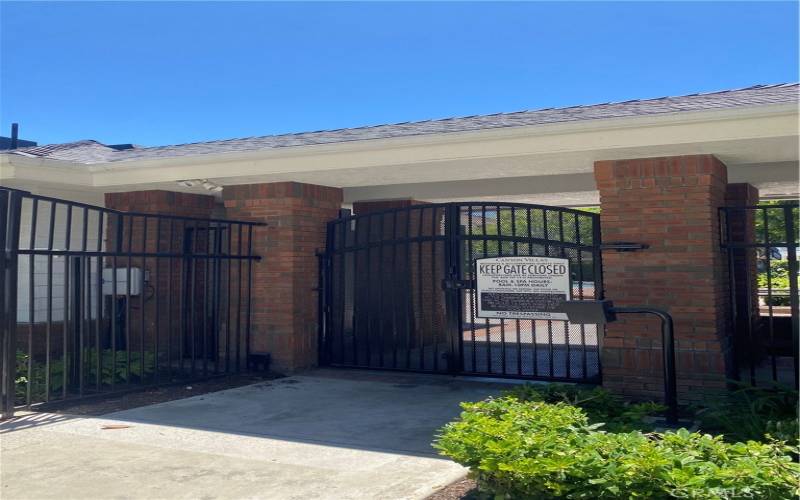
<box><xmin>594</xmin><ymin>155</ymin><xmax>732</xmax><ymax>402</ymax></box>
<box><xmin>223</xmin><ymin>182</ymin><xmax>342</xmax><ymax>373</ymax></box>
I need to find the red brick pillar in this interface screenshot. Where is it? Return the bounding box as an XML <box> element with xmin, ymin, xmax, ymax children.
<box><xmin>724</xmin><ymin>183</ymin><xmax>760</xmax><ymax>377</ymax></box>
<box><xmin>594</xmin><ymin>155</ymin><xmax>732</xmax><ymax>402</ymax></box>
<box><xmin>223</xmin><ymin>182</ymin><xmax>342</xmax><ymax>373</ymax></box>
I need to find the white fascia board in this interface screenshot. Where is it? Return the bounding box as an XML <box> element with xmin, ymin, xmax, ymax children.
<box><xmin>0</xmin><ymin>155</ymin><xmax>94</xmax><ymax>187</ymax></box>
<box><xmin>5</xmin><ymin>103</ymin><xmax>799</xmax><ymax>189</ymax></box>
<box><xmin>90</xmin><ymin>104</ymin><xmax>798</xmax><ymax>187</ymax></box>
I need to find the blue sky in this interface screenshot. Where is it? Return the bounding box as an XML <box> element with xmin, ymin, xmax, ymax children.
<box><xmin>1</xmin><ymin>1</ymin><xmax>798</xmax><ymax>147</ymax></box>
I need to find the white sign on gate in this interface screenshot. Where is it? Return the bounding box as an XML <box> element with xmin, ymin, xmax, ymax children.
<box><xmin>475</xmin><ymin>256</ymin><xmax>571</xmax><ymax>320</ymax></box>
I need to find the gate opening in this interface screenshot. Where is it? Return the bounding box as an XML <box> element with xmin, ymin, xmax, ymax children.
<box><xmin>320</xmin><ymin>202</ymin><xmax>603</xmax><ymax>382</ymax></box>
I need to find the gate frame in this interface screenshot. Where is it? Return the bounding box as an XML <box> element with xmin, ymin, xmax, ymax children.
<box><xmin>720</xmin><ymin>201</ymin><xmax>799</xmax><ymax>386</ymax></box>
<box><xmin>319</xmin><ymin>201</ymin><xmax>604</xmax><ymax>383</ymax></box>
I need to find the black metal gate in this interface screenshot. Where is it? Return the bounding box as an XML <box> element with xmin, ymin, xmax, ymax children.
<box><xmin>721</xmin><ymin>201</ymin><xmax>799</xmax><ymax>386</ymax></box>
<box><xmin>320</xmin><ymin>202</ymin><xmax>603</xmax><ymax>382</ymax></box>
<box><xmin>0</xmin><ymin>186</ymin><xmax>262</xmax><ymax>418</ymax></box>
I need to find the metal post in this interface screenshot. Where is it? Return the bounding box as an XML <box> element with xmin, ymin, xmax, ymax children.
<box><xmin>784</xmin><ymin>205</ymin><xmax>799</xmax><ymax>384</ymax></box>
<box><xmin>1</xmin><ymin>190</ymin><xmax>23</xmax><ymax>419</ymax></box>
<box><xmin>611</xmin><ymin>307</ymin><xmax>679</xmax><ymax>424</ymax></box>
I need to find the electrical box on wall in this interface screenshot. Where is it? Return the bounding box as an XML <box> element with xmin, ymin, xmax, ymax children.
<box><xmin>102</xmin><ymin>268</ymin><xmax>145</xmax><ymax>296</ymax></box>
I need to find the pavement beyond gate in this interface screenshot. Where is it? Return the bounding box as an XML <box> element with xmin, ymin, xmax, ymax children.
<box><xmin>1</xmin><ymin>370</ymin><xmax>508</xmax><ymax>500</ymax></box>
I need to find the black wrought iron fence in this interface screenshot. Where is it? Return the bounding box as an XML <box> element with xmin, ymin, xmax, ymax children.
<box><xmin>0</xmin><ymin>186</ymin><xmax>262</xmax><ymax>418</ymax></box>
<box><xmin>320</xmin><ymin>202</ymin><xmax>603</xmax><ymax>382</ymax></box>
<box><xmin>720</xmin><ymin>202</ymin><xmax>799</xmax><ymax>387</ymax></box>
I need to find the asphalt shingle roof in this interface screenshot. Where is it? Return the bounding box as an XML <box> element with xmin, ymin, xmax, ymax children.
<box><xmin>6</xmin><ymin>83</ymin><xmax>798</xmax><ymax>165</ymax></box>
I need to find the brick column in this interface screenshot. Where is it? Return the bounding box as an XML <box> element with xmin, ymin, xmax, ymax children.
<box><xmin>724</xmin><ymin>183</ymin><xmax>760</xmax><ymax>378</ymax></box>
<box><xmin>594</xmin><ymin>155</ymin><xmax>732</xmax><ymax>402</ymax></box>
<box><xmin>223</xmin><ymin>182</ymin><xmax>342</xmax><ymax>373</ymax></box>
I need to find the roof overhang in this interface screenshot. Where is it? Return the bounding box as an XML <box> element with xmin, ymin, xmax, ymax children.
<box><xmin>1</xmin><ymin>102</ymin><xmax>797</xmax><ymax>196</ymax></box>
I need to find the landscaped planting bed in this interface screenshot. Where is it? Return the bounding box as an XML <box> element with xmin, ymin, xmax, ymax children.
<box><xmin>434</xmin><ymin>384</ymin><xmax>799</xmax><ymax>499</ymax></box>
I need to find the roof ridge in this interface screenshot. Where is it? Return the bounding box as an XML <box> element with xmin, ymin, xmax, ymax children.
<box><xmin>6</xmin><ymin>82</ymin><xmax>796</xmax><ymax>163</ymax></box>
<box><xmin>131</xmin><ymin>82</ymin><xmax>798</xmax><ymax>153</ymax></box>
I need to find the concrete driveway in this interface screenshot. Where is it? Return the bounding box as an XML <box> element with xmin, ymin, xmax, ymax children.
<box><xmin>1</xmin><ymin>369</ymin><xmax>507</xmax><ymax>500</ymax></box>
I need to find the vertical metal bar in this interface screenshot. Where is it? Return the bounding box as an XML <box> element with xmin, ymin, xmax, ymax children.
<box><xmin>62</xmin><ymin>204</ymin><xmax>72</xmax><ymax>399</ymax></box>
<box><xmin>2</xmin><ymin>190</ymin><xmax>22</xmax><ymax>417</ymax></box>
<box><xmin>544</xmin><ymin>209</ymin><xmax>554</xmax><ymax>378</ymax></box>
<box><xmin>512</xmin><ymin>207</ymin><xmax>522</xmax><ymax>376</ymax></box>
<box><xmin>167</xmin><ymin>218</ymin><xmax>174</xmax><ymax>378</ymax></box>
<box><xmin>443</xmin><ymin>204</ymin><xmax>463</xmax><ymax>374</ymax></box>
<box><xmin>178</xmin><ymin>220</ymin><xmax>186</xmax><ymax>375</ymax></box>
<box><xmin>245</xmin><ymin>225</ymin><xmax>254</xmax><ymax>368</ymax></box>
<box><xmin>346</xmin><ymin>221</ymin><xmax>356</xmax><ymax>366</ymax></box>
<box><xmin>234</xmin><ymin>224</ymin><xmax>242</xmax><ymax>371</ymax></box>
<box><xmin>482</xmin><ymin>205</ymin><xmax>490</xmax><ymax>374</ymax></box>
<box><xmin>763</xmin><ymin>208</ymin><xmax>776</xmax><ymax>381</ymax></box>
<box><xmin>497</xmin><ymin>205</ymin><xmax>506</xmax><ymax>375</ymax></box>
<box><xmin>377</xmin><ymin>213</ymin><xmax>386</xmax><ymax>368</ymax></box>
<box><xmin>338</xmin><ymin>220</ymin><xmax>347</xmax><ymax>365</ymax></box>
<box><xmin>576</xmin><ymin>213</ymin><xmax>587</xmax><ymax>379</ymax></box>
<box><xmin>189</xmin><ymin>224</ymin><xmax>197</xmax><ymax>377</ymax></box>
<box><xmin>365</xmin><ymin>214</ymin><xmax>375</xmax><ymax>367</ymax></box>
<box><xmin>44</xmin><ymin>202</ymin><xmax>55</xmax><ymax>401</ymax></box>
<box><xmin>111</xmin><ymin>214</ymin><xmax>121</xmax><ymax>390</ymax></box>
<box><xmin>592</xmin><ymin>210</ymin><xmax>604</xmax><ymax>382</ymax></box>
<box><xmin>404</xmin><ymin>210</ymin><xmax>413</xmax><ymax>369</ymax></box>
<box><xmin>467</xmin><ymin>206</ymin><xmax>476</xmax><ymax>372</ymax></box>
<box><xmin>529</xmin><ymin>208</ymin><xmax>538</xmax><ymax>376</ymax></box>
<box><xmin>154</xmin><ymin>216</ymin><xmax>161</xmax><ymax>382</ymax></box>
<box><xmin>784</xmin><ymin>205</ymin><xmax>799</xmax><ymax>386</ymax></box>
<box><xmin>125</xmin><ymin>214</ymin><xmax>133</xmax><ymax>386</ymax></box>
<box><xmin>140</xmin><ymin>216</ymin><xmax>147</xmax><ymax>383</ymax></box>
<box><xmin>95</xmin><ymin>211</ymin><xmax>103</xmax><ymax>392</ymax></box>
<box><xmin>558</xmin><ymin>210</ymin><xmax>571</xmax><ymax>380</ymax></box>
<box><xmin>225</xmin><ymin>223</ymin><xmax>232</xmax><ymax>372</ymax></box>
<box><xmin>391</xmin><ymin>210</ymin><xmax>399</xmax><ymax>369</ymax></box>
<box><xmin>431</xmin><ymin>207</ymin><xmax>439</xmax><ymax>371</ymax></box>
<box><xmin>203</xmin><ymin>221</ymin><xmax>210</xmax><ymax>376</ymax></box>
<box><xmin>418</xmin><ymin>208</ymin><xmax>425</xmax><ymax>370</ymax></box>
<box><xmin>0</xmin><ymin>189</ymin><xmax>9</xmax><ymax>416</ymax></box>
<box><xmin>26</xmin><ymin>199</ymin><xmax>38</xmax><ymax>406</ymax></box>
<box><xmin>79</xmin><ymin>207</ymin><xmax>88</xmax><ymax>396</ymax></box>
<box><xmin>213</xmin><ymin>226</ymin><xmax>222</xmax><ymax>374</ymax></box>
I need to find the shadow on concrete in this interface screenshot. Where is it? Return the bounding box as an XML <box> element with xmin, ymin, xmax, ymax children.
<box><xmin>0</xmin><ymin>411</ymin><xmax>79</xmax><ymax>434</ymax></box>
<box><xmin>75</xmin><ymin>369</ymin><xmax>510</xmax><ymax>458</ymax></box>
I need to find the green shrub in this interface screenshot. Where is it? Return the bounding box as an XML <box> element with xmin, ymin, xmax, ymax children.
<box><xmin>693</xmin><ymin>382</ymin><xmax>799</xmax><ymax>444</ymax></box>
<box><xmin>505</xmin><ymin>383</ymin><xmax>665</xmax><ymax>432</ymax></box>
<box><xmin>435</xmin><ymin>397</ymin><xmax>800</xmax><ymax>499</ymax></box>
<box><xmin>15</xmin><ymin>349</ymin><xmax>156</xmax><ymax>403</ymax></box>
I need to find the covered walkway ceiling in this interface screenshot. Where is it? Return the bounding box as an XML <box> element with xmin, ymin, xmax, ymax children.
<box><xmin>2</xmin><ymin>84</ymin><xmax>798</xmax><ymax>205</ymax></box>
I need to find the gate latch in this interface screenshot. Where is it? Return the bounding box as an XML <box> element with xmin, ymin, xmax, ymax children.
<box><xmin>441</xmin><ymin>279</ymin><xmax>472</xmax><ymax>290</ymax></box>
<box><xmin>599</xmin><ymin>241</ymin><xmax>650</xmax><ymax>252</ymax></box>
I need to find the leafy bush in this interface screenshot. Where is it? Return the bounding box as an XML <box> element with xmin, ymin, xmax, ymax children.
<box><xmin>693</xmin><ymin>382</ymin><xmax>798</xmax><ymax>444</ymax></box>
<box><xmin>435</xmin><ymin>397</ymin><xmax>800</xmax><ymax>499</ymax></box>
<box><xmin>16</xmin><ymin>349</ymin><xmax>156</xmax><ymax>403</ymax></box>
<box><xmin>757</xmin><ymin>259</ymin><xmax>794</xmax><ymax>306</ymax></box>
<box><xmin>505</xmin><ymin>383</ymin><xmax>665</xmax><ymax>432</ymax></box>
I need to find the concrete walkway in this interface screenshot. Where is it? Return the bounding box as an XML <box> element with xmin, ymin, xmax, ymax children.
<box><xmin>1</xmin><ymin>370</ymin><xmax>507</xmax><ymax>500</ymax></box>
